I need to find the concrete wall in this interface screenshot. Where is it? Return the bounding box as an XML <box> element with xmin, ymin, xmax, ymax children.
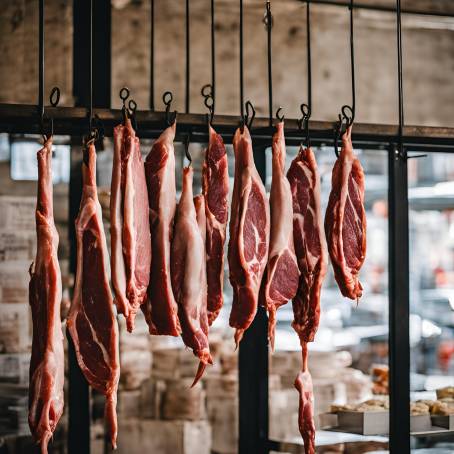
<box><xmin>0</xmin><ymin>0</ymin><xmax>454</xmax><ymax>127</ymax></box>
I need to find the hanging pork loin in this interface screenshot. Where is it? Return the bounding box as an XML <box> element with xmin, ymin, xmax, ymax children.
<box><xmin>287</xmin><ymin>145</ymin><xmax>327</xmax><ymax>454</ymax></box>
<box><xmin>28</xmin><ymin>137</ymin><xmax>64</xmax><ymax>454</ymax></box>
<box><xmin>325</xmin><ymin>126</ymin><xmax>366</xmax><ymax>301</ymax></box>
<box><xmin>67</xmin><ymin>143</ymin><xmax>120</xmax><ymax>448</ymax></box>
<box><xmin>228</xmin><ymin>125</ymin><xmax>270</xmax><ymax>346</ymax></box>
<box><xmin>111</xmin><ymin>118</ymin><xmax>151</xmax><ymax>332</ymax></box>
<box><xmin>171</xmin><ymin>167</ymin><xmax>212</xmax><ymax>385</ymax></box>
<box><xmin>261</xmin><ymin>122</ymin><xmax>300</xmax><ymax>351</ymax></box>
<box><xmin>202</xmin><ymin>126</ymin><xmax>229</xmax><ymax>325</ymax></box>
<box><xmin>142</xmin><ymin>123</ymin><xmax>181</xmax><ymax>336</ymax></box>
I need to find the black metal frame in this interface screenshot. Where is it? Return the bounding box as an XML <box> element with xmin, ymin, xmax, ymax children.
<box><xmin>4</xmin><ymin>1</ymin><xmax>454</xmax><ymax>453</ymax></box>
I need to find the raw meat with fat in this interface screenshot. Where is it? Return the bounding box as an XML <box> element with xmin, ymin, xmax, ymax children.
<box><xmin>67</xmin><ymin>143</ymin><xmax>120</xmax><ymax>448</ymax></box>
<box><xmin>325</xmin><ymin>126</ymin><xmax>366</xmax><ymax>301</ymax></box>
<box><xmin>171</xmin><ymin>167</ymin><xmax>212</xmax><ymax>385</ymax></box>
<box><xmin>261</xmin><ymin>122</ymin><xmax>299</xmax><ymax>350</ymax></box>
<box><xmin>28</xmin><ymin>138</ymin><xmax>64</xmax><ymax>454</ymax></box>
<box><xmin>111</xmin><ymin>118</ymin><xmax>151</xmax><ymax>332</ymax></box>
<box><xmin>294</xmin><ymin>344</ymin><xmax>316</xmax><ymax>454</ymax></box>
<box><xmin>202</xmin><ymin>126</ymin><xmax>229</xmax><ymax>325</ymax></box>
<box><xmin>287</xmin><ymin>146</ymin><xmax>327</xmax><ymax>344</ymax></box>
<box><xmin>228</xmin><ymin>126</ymin><xmax>270</xmax><ymax>346</ymax></box>
<box><xmin>142</xmin><ymin>123</ymin><xmax>181</xmax><ymax>336</ymax></box>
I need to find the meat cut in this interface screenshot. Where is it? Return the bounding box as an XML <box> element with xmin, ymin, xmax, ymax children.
<box><xmin>287</xmin><ymin>145</ymin><xmax>327</xmax><ymax>453</ymax></box>
<box><xmin>142</xmin><ymin>123</ymin><xmax>181</xmax><ymax>336</ymax></box>
<box><xmin>325</xmin><ymin>126</ymin><xmax>366</xmax><ymax>301</ymax></box>
<box><xmin>202</xmin><ymin>126</ymin><xmax>229</xmax><ymax>325</ymax></box>
<box><xmin>28</xmin><ymin>138</ymin><xmax>64</xmax><ymax>454</ymax></box>
<box><xmin>111</xmin><ymin>118</ymin><xmax>151</xmax><ymax>332</ymax></box>
<box><xmin>171</xmin><ymin>167</ymin><xmax>212</xmax><ymax>385</ymax></box>
<box><xmin>287</xmin><ymin>146</ymin><xmax>327</xmax><ymax>344</ymax></box>
<box><xmin>228</xmin><ymin>125</ymin><xmax>270</xmax><ymax>346</ymax></box>
<box><xmin>294</xmin><ymin>344</ymin><xmax>316</xmax><ymax>454</ymax></box>
<box><xmin>67</xmin><ymin>143</ymin><xmax>120</xmax><ymax>448</ymax></box>
<box><xmin>261</xmin><ymin>122</ymin><xmax>300</xmax><ymax>351</ymax></box>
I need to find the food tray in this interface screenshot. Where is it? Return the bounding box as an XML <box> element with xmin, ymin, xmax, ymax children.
<box><xmin>431</xmin><ymin>414</ymin><xmax>454</xmax><ymax>430</ymax></box>
<box><xmin>337</xmin><ymin>411</ymin><xmax>389</xmax><ymax>435</ymax></box>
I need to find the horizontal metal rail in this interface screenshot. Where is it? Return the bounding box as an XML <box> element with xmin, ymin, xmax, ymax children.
<box><xmin>1</xmin><ymin>103</ymin><xmax>454</xmax><ymax>151</ymax></box>
<box><xmin>298</xmin><ymin>0</ymin><xmax>454</xmax><ymax>18</ymax></box>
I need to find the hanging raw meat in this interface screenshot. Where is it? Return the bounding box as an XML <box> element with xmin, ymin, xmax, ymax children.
<box><xmin>142</xmin><ymin>123</ymin><xmax>181</xmax><ymax>336</ymax></box>
<box><xmin>111</xmin><ymin>118</ymin><xmax>151</xmax><ymax>332</ymax></box>
<box><xmin>228</xmin><ymin>125</ymin><xmax>270</xmax><ymax>346</ymax></box>
<box><xmin>202</xmin><ymin>126</ymin><xmax>229</xmax><ymax>325</ymax></box>
<box><xmin>67</xmin><ymin>143</ymin><xmax>120</xmax><ymax>448</ymax></box>
<box><xmin>287</xmin><ymin>146</ymin><xmax>327</xmax><ymax>344</ymax></box>
<box><xmin>294</xmin><ymin>344</ymin><xmax>316</xmax><ymax>454</ymax></box>
<box><xmin>287</xmin><ymin>145</ymin><xmax>327</xmax><ymax>454</ymax></box>
<box><xmin>171</xmin><ymin>167</ymin><xmax>212</xmax><ymax>385</ymax></box>
<box><xmin>28</xmin><ymin>138</ymin><xmax>64</xmax><ymax>454</ymax></box>
<box><xmin>261</xmin><ymin>122</ymin><xmax>299</xmax><ymax>350</ymax></box>
<box><xmin>325</xmin><ymin>126</ymin><xmax>366</xmax><ymax>301</ymax></box>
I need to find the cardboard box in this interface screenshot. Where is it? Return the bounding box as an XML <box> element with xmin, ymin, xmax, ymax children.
<box><xmin>0</xmin><ymin>196</ymin><xmax>36</xmax><ymax>231</ymax></box>
<box><xmin>0</xmin><ymin>261</ymin><xmax>30</xmax><ymax>304</ymax></box>
<box><xmin>0</xmin><ymin>354</ymin><xmax>30</xmax><ymax>384</ymax></box>
<box><xmin>0</xmin><ymin>304</ymin><xmax>30</xmax><ymax>353</ymax></box>
<box><xmin>162</xmin><ymin>379</ymin><xmax>206</xmax><ymax>421</ymax></box>
<box><xmin>118</xmin><ymin>390</ymin><xmax>142</xmax><ymax>418</ymax></box>
<box><xmin>140</xmin><ymin>377</ymin><xmax>166</xmax><ymax>419</ymax></box>
<box><xmin>0</xmin><ymin>231</ymin><xmax>35</xmax><ymax>262</ymax></box>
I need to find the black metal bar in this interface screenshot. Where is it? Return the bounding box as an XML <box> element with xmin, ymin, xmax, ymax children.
<box><xmin>388</xmin><ymin>144</ymin><xmax>410</xmax><ymax>454</ymax></box>
<box><xmin>265</xmin><ymin>1</ymin><xmax>273</xmax><ymax>126</ymax></box>
<box><xmin>348</xmin><ymin>0</ymin><xmax>355</xmax><ymax>121</ymax></box>
<box><xmin>185</xmin><ymin>0</ymin><xmax>190</xmax><ymax>113</ymax></box>
<box><xmin>150</xmin><ymin>0</ymin><xmax>155</xmax><ymax>110</ymax></box>
<box><xmin>239</xmin><ymin>0</ymin><xmax>244</xmax><ymax>117</ymax></box>
<box><xmin>38</xmin><ymin>0</ymin><xmax>44</xmax><ymax>127</ymax></box>
<box><xmin>211</xmin><ymin>0</ymin><xmax>216</xmax><ymax>112</ymax></box>
<box><xmin>306</xmin><ymin>1</ymin><xmax>311</xmax><ymax>112</ymax></box>
<box><xmin>298</xmin><ymin>0</ymin><xmax>454</xmax><ymax>17</ymax></box>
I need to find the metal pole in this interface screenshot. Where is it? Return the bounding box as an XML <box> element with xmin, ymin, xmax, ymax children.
<box><xmin>185</xmin><ymin>0</ymin><xmax>190</xmax><ymax>113</ymax></box>
<box><xmin>239</xmin><ymin>0</ymin><xmax>244</xmax><ymax>118</ymax></box>
<box><xmin>150</xmin><ymin>0</ymin><xmax>155</xmax><ymax>110</ymax></box>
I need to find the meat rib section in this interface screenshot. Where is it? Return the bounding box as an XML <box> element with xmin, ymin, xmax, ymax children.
<box><xmin>142</xmin><ymin>124</ymin><xmax>181</xmax><ymax>336</ymax></box>
<box><xmin>171</xmin><ymin>167</ymin><xmax>212</xmax><ymax>385</ymax></box>
<box><xmin>111</xmin><ymin>119</ymin><xmax>151</xmax><ymax>332</ymax></box>
<box><xmin>262</xmin><ymin>122</ymin><xmax>299</xmax><ymax>350</ymax></box>
<box><xmin>294</xmin><ymin>345</ymin><xmax>316</xmax><ymax>454</ymax></box>
<box><xmin>28</xmin><ymin>138</ymin><xmax>64</xmax><ymax>454</ymax></box>
<box><xmin>287</xmin><ymin>146</ymin><xmax>327</xmax><ymax>453</ymax></box>
<box><xmin>228</xmin><ymin>126</ymin><xmax>270</xmax><ymax>346</ymax></box>
<box><xmin>287</xmin><ymin>146</ymin><xmax>327</xmax><ymax>344</ymax></box>
<box><xmin>67</xmin><ymin>144</ymin><xmax>120</xmax><ymax>448</ymax></box>
<box><xmin>202</xmin><ymin>126</ymin><xmax>229</xmax><ymax>325</ymax></box>
<box><xmin>325</xmin><ymin>126</ymin><xmax>366</xmax><ymax>300</ymax></box>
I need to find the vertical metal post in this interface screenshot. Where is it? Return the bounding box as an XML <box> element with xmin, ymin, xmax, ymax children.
<box><xmin>185</xmin><ymin>0</ymin><xmax>190</xmax><ymax>113</ymax></box>
<box><xmin>238</xmin><ymin>147</ymin><xmax>269</xmax><ymax>454</ymax></box>
<box><xmin>388</xmin><ymin>144</ymin><xmax>410</xmax><ymax>454</ymax></box>
<box><xmin>150</xmin><ymin>0</ymin><xmax>155</xmax><ymax>110</ymax></box>
<box><xmin>69</xmin><ymin>1</ymin><xmax>111</xmax><ymax>453</ymax></box>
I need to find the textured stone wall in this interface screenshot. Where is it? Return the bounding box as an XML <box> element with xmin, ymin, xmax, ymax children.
<box><xmin>1</xmin><ymin>0</ymin><xmax>454</xmax><ymax>126</ymax></box>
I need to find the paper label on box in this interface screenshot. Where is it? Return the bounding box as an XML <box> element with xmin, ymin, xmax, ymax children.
<box><xmin>0</xmin><ymin>231</ymin><xmax>35</xmax><ymax>262</ymax></box>
<box><xmin>0</xmin><ymin>197</ymin><xmax>36</xmax><ymax>231</ymax></box>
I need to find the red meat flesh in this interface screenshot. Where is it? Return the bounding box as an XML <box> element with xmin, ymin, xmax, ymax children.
<box><xmin>67</xmin><ymin>144</ymin><xmax>120</xmax><ymax>448</ymax></box>
<box><xmin>228</xmin><ymin>126</ymin><xmax>270</xmax><ymax>346</ymax></box>
<box><xmin>111</xmin><ymin>119</ymin><xmax>151</xmax><ymax>331</ymax></box>
<box><xmin>142</xmin><ymin>124</ymin><xmax>181</xmax><ymax>336</ymax></box>
<box><xmin>28</xmin><ymin>138</ymin><xmax>64</xmax><ymax>454</ymax></box>
<box><xmin>202</xmin><ymin>126</ymin><xmax>229</xmax><ymax>325</ymax></box>
<box><xmin>171</xmin><ymin>167</ymin><xmax>212</xmax><ymax>385</ymax></box>
<box><xmin>295</xmin><ymin>343</ymin><xmax>316</xmax><ymax>454</ymax></box>
<box><xmin>287</xmin><ymin>146</ymin><xmax>327</xmax><ymax>343</ymax></box>
<box><xmin>262</xmin><ymin>122</ymin><xmax>299</xmax><ymax>350</ymax></box>
<box><xmin>325</xmin><ymin>126</ymin><xmax>366</xmax><ymax>301</ymax></box>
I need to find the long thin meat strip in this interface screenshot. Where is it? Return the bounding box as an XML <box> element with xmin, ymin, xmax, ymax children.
<box><xmin>171</xmin><ymin>167</ymin><xmax>212</xmax><ymax>385</ymax></box>
<box><xmin>294</xmin><ymin>344</ymin><xmax>316</xmax><ymax>454</ymax></box>
<box><xmin>202</xmin><ymin>126</ymin><xmax>229</xmax><ymax>325</ymax></box>
<box><xmin>28</xmin><ymin>138</ymin><xmax>64</xmax><ymax>454</ymax></box>
<box><xmin>67</xmin><ymin>143</ymin><xmax>120</xmax><ymax>448</ymax></box>
<box><xmin>111</xmin><ymin>119</ymin><xmax>151</xmax><ymax>332</ymax></box>
<box><xmin>287</xmin><ymin>146</ymin><xmax>327</xmax><ymax>453</ymax></box>
<box><xmin>287</xmin><ymin>146</ymin><xmax>327</xmax><ymax>343</ymax></box>
<box><xmin>228</xmin><ymin>126</ymin><xmax>270</xmax><ymax>346</ymax></box>
<box><xmin>325</xmin><ymin>126</ymin><xmax>366</xmax><ymax>300</ymax></box>
<box><xmin>142</xmin><ymin>124</ymin><xmax>181</xmax><ymax>336</ymax></box>
<box><xmin>262</xmin><ymin>122</ymin><xmax>299</xmax><ymax>350</ymax></box>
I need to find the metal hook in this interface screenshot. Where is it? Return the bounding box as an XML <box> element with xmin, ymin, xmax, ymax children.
<box><xmin>241</xmin><ymin>100</ymin><xmax>256</xmax><ymax>132</ymax></box>
<box><xmin>184</xmin><ymin>133</ymin><xmax>192</xmax><ymax>166</ymax></box>
<box><xmin>275</xmin><ymin>107</ymin><xmax>284</xmax><ymax>122</ymax></box>
<box><xmin>341</xmin><ymin>104</ymin><xmax>355</xmax><ymax>128</ymax></box>
<box><xmin>297</xmin><ymin>103</ymin><xmax>311</xmax><ymax>148</ymax></box>
<box><xmin>163</xmin><ymin>91</ymin><xmax>177</xmax><ymax>126</ymax></box>
<box><xmin>333</xmin><ymin>113</ymin><xmax>349</xmax><ymax>158</ymax></box>
<box><xmin>120</xmin><ymin>87</ymin><xmax>130</xmax><ymax>124</ymax></box>
<box><xmin>201</xmin><ymin>84</ymin><xmax>214</xmax><ymax>125</ymax></box>
<box><xmin>42</xmin><ymin>86</ymin><xmax>61</xmax><ymax>140</ymax></box>
<box><xmin>128</xmin><ymin>99</ymin><xmax>138</xmax><ymax>131</ymax></box>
